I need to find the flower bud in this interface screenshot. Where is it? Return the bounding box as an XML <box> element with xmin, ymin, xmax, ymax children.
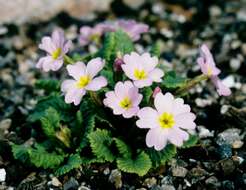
<box><xmin>152</xmin><ymin>86</ymin><xmax>161</xmax><ymax>98</ymax></box>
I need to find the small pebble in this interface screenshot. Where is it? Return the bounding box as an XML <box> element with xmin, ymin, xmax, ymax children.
<box><xmin>197</xmin><ymin>125</ymin><xmax>214</xmax><ymax>138</ymax></box>
<box><xmin>217</xmin><ymin>144</ymin><xmax>232</xmax><ymax>159</ymax></box>
<box><xmin>109</xmin><ymin>169</ymin><xmax>122</xmax><ymax>189</ymax></box>
<box><xmin>216</xmin><ymin>128</ymin><xmax>242</xmax><ymax>146</ymax></box>
<box><xmin>0</xmin><ymin>168</ymin><xmax>6</xmax><ymax>182</ymax></box>
<box><xmin>63</xmin><ymin>177</ymin><xmax>79</xmax><ymax>190</ymax></box>
<box><xmin>143</xmin><ymin>177</ymin><xmax>157</xmax><ymax>188</ymax></box>
<box><xmin>51</xmin><ymin>177</ymin><xmax>62</xmax><ymax>187</ymax></box>
<box><xmin>161</xmin><ymin>185</ymin><xmax>175</xmax><ymax>190</ymax></box>
<box><xmin>171</xmin><ymin>166</ymin><xmax>188</xmax><ymax>177</ymax></box>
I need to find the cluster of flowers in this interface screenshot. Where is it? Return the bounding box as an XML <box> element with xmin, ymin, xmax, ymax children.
<box><xmin>79</xmin><ymin>19</ymin><xmax>149</xmax><ymax>46</ymax></box>
<box><xmin>36</xmin><ymin>20</ymin><xmax>231</xmax><ymax>151</ymax></box>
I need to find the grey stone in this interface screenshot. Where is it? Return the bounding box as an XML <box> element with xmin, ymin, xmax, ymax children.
<box><xmin>0</xmin><ymin>0</ymin><xmax>112</xmax><ymax>24</ymax></box>
<box><xmin>109</xmin><ymin>169</ymin><xmax>122</xmax><ymax>189</ymax></box>
<box><xmin>63</xmin><ymin>177</ymin><xmax>79</xmax><ymax>190</ymax></box>
<box><xmin>160</xmin><ymin>185</ymin><xmax>176</xmax><ymax>190</ymax></box>
<box><xmin>216</xmin><ymin>128</ymin><xmax>242</xmax><ymax>146</ymax></box>
<box><xmin>171</xmin><ymin>166</ymin><xmax>188</xmax><ymax>177</ymax></box>
<box><xmin>143</xmin><ymin>177</ymin><xmax>157</xmax><ymax>188</ymax></box>
<box><xmin>197</xmin><ymin>125</ymin><xmax>214</xmax><ymax>138</ymax></box>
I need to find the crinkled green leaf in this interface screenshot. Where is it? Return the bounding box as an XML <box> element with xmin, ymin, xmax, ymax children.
<box><xmin>12</xmin><ymin>144</ymin><xmax>64</xmax><ymax>169</ymax></box>
<box><xmin>28</xmin><ymin>93</ymin><xmax>73</xmax><ymax>123</ymax></box>
<box><xmin>150</xmin><ymin>41</ymin><xmax>161</xmax><ymax>57</ymax></box>
<box><xmin>88</xmin><ymin>129</ymin><xmax>115</xmax><ymax>162</ymax></box>
<box><xmin>182</xmin><ymin>135</ymin><xmax>198</xmax><ymax>148</ymax></box>
<box><xmin>117</xmin><ymin>151</ymin><xmax>152</xmax><ymax>176</ymax></box>
<box><xmin>114</xmin><ymin>138</ymin><xmax>131</xmax><ymax>158</ymax></box>
<box><xmin>35</xmin><ymin>79</ymin><xmax>60</xmax><ymax>93</ymax></box>
<box><xmin>40</xmin><ymin>107</ymin><xmax>60</xmax><ymax>138</ymax></box>
<box><xmin>162</xmin><ymin>71</ymin><xmax>186</xmax><ymax>88</ymax></box>
<box><xmin>55</xmin><ymin>154</ymin><xmax>82</xmax><ymax>176</ymax></box>
<box><xmin>146</xmin><ymin>144</ymin><xmax>177</xmax><ymax>168</ymax></box>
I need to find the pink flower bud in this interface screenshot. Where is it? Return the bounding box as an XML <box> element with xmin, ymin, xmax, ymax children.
<box><xmin>152</xmin><ymin>87</ymin><xmax>161</xmax><ymax>98</ymax></box>
<box><xmin>114</xmin><ymin>58</ymin><xmax>124</xmax><ymax>72</ymax></box>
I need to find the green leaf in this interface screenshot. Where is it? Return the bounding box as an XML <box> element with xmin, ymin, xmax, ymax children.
<box><xmin>117</xmin><ymin>151</ymin><xmax>152</xmax><ymax>176</ymax></box>
<box><xmin>102</xmin><ymin>32</ymin><xmax>117</xmax><ymax>63</ymax></box>
<box><xmin>55</xmin><ymin>154</ymin><xmax>82</xmax><ymax>176</ymax></box>
<box><xmin>40</xmin><ymin>107</ymin><xmax>60</xmax><ymax>138</ymax></box>
<box><xmin>162</xmin><ymin>71</ymin><xmax>186</xmax><ymax>88</ymax></box>
<box><xmin>28</xmin><ymin>93</ymin><xmax>73</xmax><ymax>123</ymax></box>
<box><xmin>29</xmin><ymin>149</ymin><xmax>64</xmax><ymax>169</ymax></box>
<box><xmin>150</xmin><ymin>41</ymin><xmax>161</xmax><ymax>57</ymax></box>
<box><xmin>100</xmin><ymin>70</ymin><xmax>114</xmax><ymax>88</ymax></box>
<box><xmin>141</xmin><ymin>87</ymin><xmax>153</xmax><ymax>105</ymax></box>
<box><xmin>101</xmin><ymin>30</ymin><xmax>134</xmax><ymax>64</ymax></box>
<box><xmin>146</xmin><ymin>144</ymin><xmax>177</xmax><ymax>168</ymax></box>
<box><xmin>114</xmin><ymin>30</ymin><xmax>134</xmax><ymax>54</ymax></box>
<box><xmin>35</xmin><ymin>79</ymin><xmax>60</xmax><ymax>93</ymax></box>
<box><xmin>11</xmin><ymin>144</ymin><xmax>29</xmax><ymax>163</ymax></box>
<box><xmin>88</xmin><ymin>129</ymin><xmax>115</xmax><ymax>162</ymax></box>
<box><xmin>11</xmin><ymin>144</ymin><xmax>64</xmax><ymax>169</ymax></box>
<box><xmin>182</xmin><ymin>135</ymin><xmax>198</xmax><ymax>148</ymax></box>
<box><xmin>114</xmin><ymin>138</ymin><xmax>131</xmax><ymax>158</ymax></box>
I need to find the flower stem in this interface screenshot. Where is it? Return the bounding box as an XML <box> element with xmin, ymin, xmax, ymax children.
<box><xmin>175</xmin><ymin>74</ymin><xmax>208</xmax><ymax>96</ymax></box>
<box><xmin>64</xmin><ymin>55</ymin><xmax>75</xmax><ymax>65</ymax></box>
<box><xmin>89</xmin><ymin>91</ymin><xmax>103</xmax><ymax>106</ymax></box>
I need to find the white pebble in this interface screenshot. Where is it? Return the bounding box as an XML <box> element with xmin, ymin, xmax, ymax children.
<box><xmin>0</xmin><ymin>168</ymin><xmax>6</xmax><ymax>182</ymax></box>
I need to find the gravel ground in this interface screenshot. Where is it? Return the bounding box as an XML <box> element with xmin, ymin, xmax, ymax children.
<box><xmin>0</xmin><ymin>0</ymin><xmax>245</xmax><ymax>189</ymax></box>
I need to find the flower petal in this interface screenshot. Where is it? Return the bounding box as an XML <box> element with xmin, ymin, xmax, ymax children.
<box><xmin>146</xmin><ymin>128</ymin><xmax>168</xmax><ymax>150</ymax></box>
<box><xmin>154</xmin><ymin>92</ymin><xmax>174</xmax><ymax>114</ymax></box>
<box><xmin>134</xmin><ymin>78</ymin><xmax>152</xmax><ymax>88</ymax></box>
<box><xmin>85</xmin><ymin>76</ymin><xmax>107</xmax><ymax>91</ymax></box>
<box><xmin>61</xmin><ymin>79</ymin><xmax>76</xmax><ymax>93</ymax></box>
<box><xmin>172</xmin><ymin>98</ymin><xmax>191</xmax><ymax>116</ymax></box>
<box><xmin>136</xmin><ymin>107</ymin><xmax>159</xmax><ymax>129</ymax></box>
<box><xmin>168</xmin><ymin>127</ymin><xmax>189</xmax><ymax>147</ymax></box>
<box><xmin>211</xmin><ymin>76</ymin><xmax>231</xmax><ymax>96</ymax></box>
<box><xmin>86</xmin><ymin>58</ymin><xmax>105</xmax><ymax>78</ymax></box>
<box><xmin>122</xmin><ymin>107</ymin><xmax>139</xmax><ymax>118</ymax></box>
<box><xmin>66</xmin><ymin>62</ymin><xmax>86</xmax><ymax>80</ymax></box>
<box><xmin>39</xmin><ymin>37</ymin><xmax>56</xmax><ymax>54</ymax></box>
<box><xmin>149</xmin><ymin>68</ymin><xmax>164</xmax><ymax>82</ymax></box>
<box><xmin>174</xmin><ymin>112</ymin><xmax>196</xmax><ymax>130</ymax></box>
<box><xmin>64</xmin><ymin>87</ymin><xmax>86</xmax><ymax>106</ymax></box>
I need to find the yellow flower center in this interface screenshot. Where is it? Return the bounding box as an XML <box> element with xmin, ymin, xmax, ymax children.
<box><xmin>119</xmin><ymin>97</ymin><xmax>132</xmax><ymax>109</ymax></box>
<box><xmin>159</xmin><ymin>112</ymin><xmax>175</xmax><ymax>129</ymax></box>
<box><xmin>51</xmin><ymin>48</ymin><xmax>62</xmax><ymax>60</ymax></box>
<box><xmin>207</xmin><ymin>65</ymin><xmax>213</xmax><ymax>76</ymax></box>
<box><xmin>134</xmin><ymin>69</ymin><xmax>147</xmax><ymax>80</ymax></box>
<box><xmin>76</xmin><ymin>75</ymin><xmax>91</xmax><ymax>88</ymax></box>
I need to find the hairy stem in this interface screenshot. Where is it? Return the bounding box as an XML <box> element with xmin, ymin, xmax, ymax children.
<box><xmin>176</xmin><ymin>74</ymin><xmax>208</xmax><ymax>96</ymax></box>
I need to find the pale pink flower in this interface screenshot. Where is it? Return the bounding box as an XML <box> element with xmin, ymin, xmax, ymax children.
<box><xmin>197</xmin><ymin>44</ymin><xmax>231</xmax><ymax>96</ymax></box>
<box><xmin>103</xmin><ymin>81</ymin><xmax>143</xmax><ymax>118</ymax></box>
<box><xmin>61</xmin><ymin>58</ymin><xmax>107</xmax><ymax>105</ymax></box>
<box><xmin>99</xmin><ymin>19</ymin><xmax>149</xmax><ymax>41</ymax></box>
<box><xmin>136</xmin><ymin>92</ymin><xmax>196</xmax><ymax>150</ymax></box>
<box><xmin>115</xmin><ymin>19</ymin><xmax>149</xmax><ymax>41</ymax></box>
<box><xmin>37</xmin><ymin>29</ymin><xmax>72</xmax><ymax>72</ymax></box>
<box><xmin>79</xmin><ymin>24</ymin><xmax>104</xmax><ymax>46</ymax></box>
<box><xmin>122</xmin><ymin>52</ymin><xmax>164</xmax><ymax>88</ymax></box>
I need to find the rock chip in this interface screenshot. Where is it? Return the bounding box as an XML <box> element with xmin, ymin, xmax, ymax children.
<box><xmin>216</xmin><ymin>128</ymin><xmax>242</xmax><ymax>146</ymax></box>
<box><xmin>0</xmin><ymin>168</ymin><xmax>6</xmax><ymax>182</ymax></box>
<box><xmin>109</xmin><ymin>169</ymin><xmax>122</xmax><ymax>189</ymax></box>
<box><xmin>63</xmin><ymin>177</ymin><xmax>79</xmax><ymax>190</ymax></box>
<box><xmin>160</xmin><ymin>185</ymin><xmax>176</xmax><ymax>190</ymax></box>
<box><xmin>143</xmin><ymin>177</ymin><xmax>157</xmax><ymax>188</ymax></box>
<box><xmin>171</xmin><ymin>166</ymin><xmax>188</xmax><ymax>177</ymax></box>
